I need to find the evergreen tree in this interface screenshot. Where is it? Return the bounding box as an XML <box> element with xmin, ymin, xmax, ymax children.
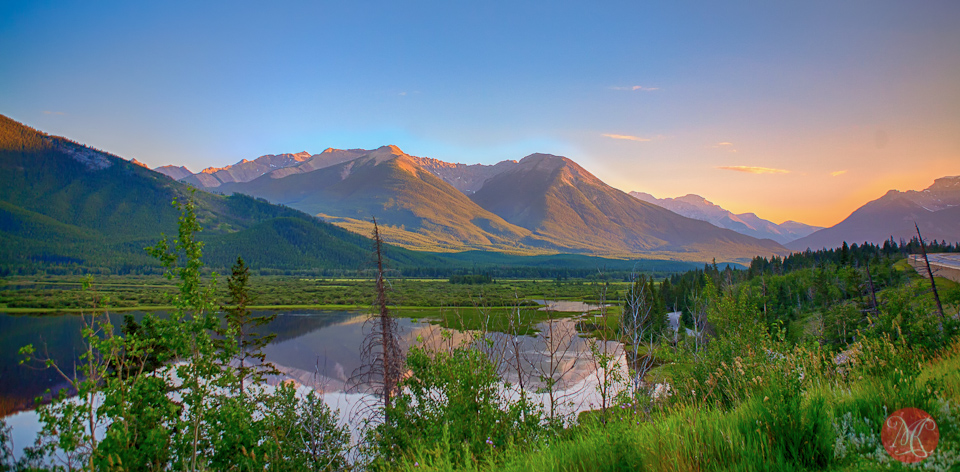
<box><xmin>220</xmin><ymin>256</ymin><xmax>278</xmax><ymax>396</ymax></box>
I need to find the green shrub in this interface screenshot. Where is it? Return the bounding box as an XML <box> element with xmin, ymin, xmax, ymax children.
<box><xmin>371</xmin><ymin>341</ymin><xmax>546</xmax><ymax>468</ymax></box>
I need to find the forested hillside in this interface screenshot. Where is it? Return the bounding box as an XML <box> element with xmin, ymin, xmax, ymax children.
<box><xmin>0</xmin><ymin>115</ymin><xmax>440</xmax><ymax>274</ymax></box>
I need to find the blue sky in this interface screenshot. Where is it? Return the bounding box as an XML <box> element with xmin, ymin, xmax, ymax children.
<box><xmin>2</xmin><ymin>0</ymin><xmax>958</xmax><ymax>226</ymax></box>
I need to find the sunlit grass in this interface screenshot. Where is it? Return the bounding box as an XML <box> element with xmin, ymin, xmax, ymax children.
<box><xmin>398</xmin><ymin>340</ymin><xmax>960</xmax><ymax>471</ymax></box>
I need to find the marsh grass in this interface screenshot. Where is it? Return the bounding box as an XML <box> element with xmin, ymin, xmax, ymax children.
<box><xmin>0</xmin><ymin>276</ymin><xmax>626</xmax><ymax>312</ymax></box>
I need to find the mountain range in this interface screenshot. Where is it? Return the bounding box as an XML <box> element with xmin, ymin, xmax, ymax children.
<box><xmin>156</xmin><ymin>143</ymin><xmax>960</xmax><ymax>257</ymax></box>
<box><xmin>9</xmin><ymin>111</ymin><xmax>953</xmax><ymax>273</ymax></box>
<box><xmin>155</xmin><ymin>148</ymin><xmax>821</xmax><ymax>251</ymax></box>
<box><xmin>196</xmin><ymin>146</ymin><xmax>787</xmax><ymax>261</ymax></box>
<box><xmin>628</xmin><ymin>192</ymin><xmax>822</xmax><ymax>244</ymax></box>
<box><xmin>217</xmin><ymin>145</ymin><xmax>538</xmax><ymax>253</ymax></box>
<box><xmin>787</xmin><ymin>176</ymin><xmax>960</xmax><ymax>250</ymax></box>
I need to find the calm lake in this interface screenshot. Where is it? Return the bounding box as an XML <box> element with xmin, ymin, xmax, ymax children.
<box><xmin>1</xmin><ymin>306</ymin><xmax>627</xmax><ymax>455</ymax></box>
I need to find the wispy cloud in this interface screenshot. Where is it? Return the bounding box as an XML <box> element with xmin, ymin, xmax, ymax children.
<box><xmin>609</xmin><ymin>85</ymin><xmax>659</xmax><ymax>91</ymax></box>
<box><xmin>830</xmin><ymin>170</ymin><xmax>847</xmax><ymax>177</ymax></box>
<box><xmin>717</xmin><ymin>166</ymin><xmax>789</xmax><ymax>175</ymax></box>
<box><xmin>42</xmin><ymin>110</ymin><xmax>66</xmax><ymax>115</ymax></box>
<box><xmin>603</xmin><ymin>133</ymin><xmax>651</xmax><ymax>142</ymax></box>
<box><xmin>710</xmin><ymin>141</ymin><xmax>738</xmax><ymax>153</ymax></box>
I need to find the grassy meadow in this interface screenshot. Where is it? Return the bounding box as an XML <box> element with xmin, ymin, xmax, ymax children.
<box><xmin>0</xmin><ymin>275</ymin><xmax>631</xmax><ymax>312</ymax></box>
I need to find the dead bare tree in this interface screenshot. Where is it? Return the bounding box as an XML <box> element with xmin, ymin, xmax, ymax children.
<box><xmin>350</xmin><ymin>218</ymin><xmax>404</xmax><ymax>426</ymax></box>
<box><xmin>687</xmin><ymin>285</ymin><xmax>710</xmax><ymax>358</ymax></box>
<box><xmin>915</xmin><ymin>223</ymin><xmax>945</xmax><ymax>328</ymax></box>
<box><xmin>530</xmin><ymin>303</ymin><xmax>587</xmax><ymax>421</ymax></box>
<box><xmin>505</xmin><ymin>296</ymin><xmax>530</xmax><ymax>399</ymax></box>
<box><xmin>620</xmin><ymin>274</ymin><xmax>660</xmax><ymax>410</ymax></box>
<box><xmin>466</xmin><ymin>296</ymin><xmax>502</xmax><ymax>368</ymax></box>
<box><xmin>585</xmin><ymin>279</ymin><xmax>624</xmax><ymax>424</ymax></box>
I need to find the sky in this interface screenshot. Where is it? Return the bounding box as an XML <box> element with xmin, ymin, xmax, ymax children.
<box><xmin>1</xmin><ymin>1</ymin><xmax>958</xmax><ymax>227</ymax></box>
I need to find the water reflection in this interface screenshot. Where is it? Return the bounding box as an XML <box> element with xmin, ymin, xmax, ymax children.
<box><xmin>531</xmin><ymin>299</ymin><xmax>602</xmax><ymax>313</ymax></box>
<box><xmin>0</xmin><ymin>310</ymin><xmax>382</xmax><ymax>415</ymax></box>
<box><xmin>1</xmin><ymin>307</ymin><xmax>627</xmax><ymax>417</ymax></box>
<box><xmin>2</xmin><ymin>308</ymin><xmax>632</xmax><ymax>459</ymax></box>
<box><xmin>0</xmin><ymin>312</ymin><xmax>125</xmax><ymax>415</ymax></box>
<box><xmin>263</xmin><ymin>314</ymin><xmax>621</xmax><ymax>399</ymax></box>
<box><xmin>264</xmin><ymin>313</ymin><xmax>420</xmax><ymax>393</ymax></box>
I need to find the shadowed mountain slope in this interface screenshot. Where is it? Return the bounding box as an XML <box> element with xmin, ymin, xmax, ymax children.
<box><xmin>471</xmin><ymin>153</ymin><xmax>788</xmax><ymax>260</ymax></box>
<box><xmin>0</xmin><ymin>115</ymin><xmax>439</xmax><ymax>272</ymax></box>
<box><xmin>788</xmin><ymin>177</ymin><xmax>960</xmax><ymax>250</ymax></box>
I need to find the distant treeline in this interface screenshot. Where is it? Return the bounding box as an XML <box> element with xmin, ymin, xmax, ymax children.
<box><xmin>0</xmin><ymin>263</ymin><xmax>686</xmax><ymax>282</ymax></box>
<box><xmin>448</xmin><ymin>273</ymin><xmax>495</xmax><ymax>284</ymax></box>
<box><xmin>645</xmin><ymin>238</ymin><xmax>958</xmax><ymax>338</ymax></box>
<box><xmin>4</xmin><ymin>230</ymin><xmax>956</xmax><ymax>282</ymax></box>
<box><xmin>0</xmin><ymin>237</ymin><xmax>702</xmax><ymax>279</ymax></box>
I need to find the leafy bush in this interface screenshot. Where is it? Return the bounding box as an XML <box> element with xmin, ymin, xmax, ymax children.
<box><xmin>18</xmin><ymin>198</ymin><xmax>351</xmax><ymax>471</ymax></box>
<box><xmin>370</xmin><ymin>341</ymin><xmax>545</xmax><ymax>468</ymax></box>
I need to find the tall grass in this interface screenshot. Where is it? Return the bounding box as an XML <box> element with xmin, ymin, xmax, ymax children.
<box><xmin>397</xmin><ymin>339</ymin><xmax>960</xmax><ymax>471</ymax></box>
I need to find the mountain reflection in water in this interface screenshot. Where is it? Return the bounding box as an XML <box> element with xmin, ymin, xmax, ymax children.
<box><xmin>2</xmin><ymin>308</ymin><xmax>626</xmax><ymax>417</ymax></box>
<box><xmin>2</xmin><ymin>307</ymin><xmax>632</xmax><ymax>460</ymax></box>
<box><xmin>0</xmin><ymin>310</ymin><xmax>376</xmax><ymax>415</ymax></box>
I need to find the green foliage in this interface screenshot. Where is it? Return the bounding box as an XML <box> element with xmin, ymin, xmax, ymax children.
<box><xmin>868</xmin><ymin>279</ymin><xmax>960</xmax><ymax>350</ymax></box>
<box><xmin>265</xmin><ymin>383</ymin><xmax>351</xmax><ymax>471</ymax></box>
<box><xmin>481</xmin><ymin>338</ymin><xmax>960</xmax><ymax>472</ymax></box>
<box><xmin>489</xmin><ymin>246</ymin><xmax>954</xmax><ymax>471</ymax></box>
<box><xmin>19</xmin><ymin>197</ymin><xmax>350</xmax><ymax>471</ymax></box>
<box><xmin>211</xmin><ymin>383</ymin><xmax>349</xmax><ymax>472</ymax></box>
<box><xmin>0</xmin><ymin>276</ymin><xmax>629</xmax><ymax>312</ymax></box>
<box><xmin>0</xmin><ymin>419</ymin><xmax>14</xmax><ymax>472</ymax></box>
<box><xmin>371</xmin><ymin>342</ymin><xmax>545</xmax><ymax>468</ymax></box>
<box><xmin>218</xmin><ymin>255</ymin><xmax>278</xmax><ymax>394</ymax></box>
